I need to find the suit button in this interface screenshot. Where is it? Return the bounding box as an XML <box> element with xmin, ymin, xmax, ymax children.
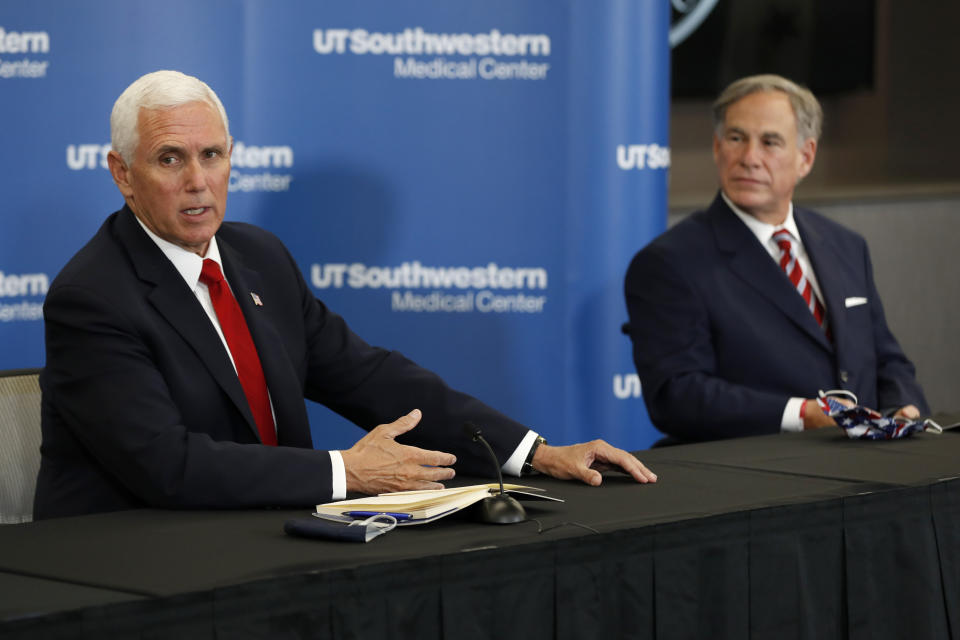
<box><xmin>839</xmin><ymin>370</ymin><xmax>849</xmax><ymax>383</ymax></box>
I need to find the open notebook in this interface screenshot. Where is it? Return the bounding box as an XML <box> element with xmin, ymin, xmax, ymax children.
<box><xmin>314</xmin><ymin>483</ymin><xmax>562</xmax><ymax>525</ymax></box>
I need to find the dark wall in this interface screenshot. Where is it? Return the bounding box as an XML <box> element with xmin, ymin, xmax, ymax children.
<box><xmin>669</xmin><ymin>2</ymin><xmax>960</xmax><ymax>206</ymax></box>
<box><xmin>885</xmin><ymin>3</ymin><xmax>960</xmax><ymax>181</ymax></box>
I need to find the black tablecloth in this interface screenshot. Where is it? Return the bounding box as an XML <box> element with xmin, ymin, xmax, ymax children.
<box><xmin>2</xmin><ymin>427</ymin><xmax>959</xmax><ymax>639</ymax></box>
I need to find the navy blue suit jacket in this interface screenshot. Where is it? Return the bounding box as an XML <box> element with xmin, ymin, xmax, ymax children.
<box><xmin>35</xmin><ymin>206</ymin><xmax>528</xmax><ymax>519</ymax></box>
<box><xmin>624</xmin><ymin>193</ymin><xmax>928</xmax><ymax>442</ymax></box>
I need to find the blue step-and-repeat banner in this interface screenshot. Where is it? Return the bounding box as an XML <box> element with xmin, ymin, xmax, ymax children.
<box><xmin>0</xmin><ymin>1</ymin><xmax>670</xmax><ymax>451</ymax></box>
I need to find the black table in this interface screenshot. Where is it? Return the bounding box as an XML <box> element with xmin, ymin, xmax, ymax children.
<box><xmin>2</xmin><ymin>426</ymin><xmax>959</xmax><ymax>639</ymax></box>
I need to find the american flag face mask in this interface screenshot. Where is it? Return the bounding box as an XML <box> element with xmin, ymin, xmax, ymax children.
<box><xmin>816</xmin><ymin>390</ymin><xmax>944</xmax><ymax>440</ymax></box>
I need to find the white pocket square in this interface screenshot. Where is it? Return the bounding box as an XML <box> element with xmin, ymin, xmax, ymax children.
<box><xmin>845</xmin><ymin>296</ymin><xmax>868</xmax><ymax>308</ymax></box>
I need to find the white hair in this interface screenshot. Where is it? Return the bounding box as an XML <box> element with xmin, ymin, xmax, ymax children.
<box><xmin>110</xmin><ymin>70</ymin><xmax>230</xmax><ymax>165</ymax></box>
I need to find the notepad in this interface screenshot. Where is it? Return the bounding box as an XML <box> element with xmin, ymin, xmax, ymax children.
<box><xmin>314</xmin><ymin>483</ymin><xmax>562</xmax><ymax>525</ymax></box>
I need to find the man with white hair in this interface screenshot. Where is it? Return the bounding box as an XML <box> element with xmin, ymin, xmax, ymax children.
<box><xmin>624</xmin><ymin>74</ymin><xmax>928</xmax><ymax>443</ymax></box>
<box><xmin>35</xmin><ymin>70</ymin><xmax>656</xmax><ymax>519</ymax></box>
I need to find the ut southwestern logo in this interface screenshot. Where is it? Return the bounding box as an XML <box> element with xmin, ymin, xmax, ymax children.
<box><xmin>312</xmin><ymin>261</ymin><xmax>549</xmax><ymax>314</ymax></box>
<box><xmin>314</xmin><ymin>27</ymin><xmax>552</xmax><ymax>82</ymax></box>
<box><xmin>0</xmin><ymin>270</ymin><xmax>48</xmax><ymax>323</ymax></box>
<box><xmin>617</xmin><ymin>144</ymin><xmax>671</xmax><ymax>171</ymax></box>
<box><xmin>230</xmin><ymin>142</ymin><xmax>294</xmax><ymax>193</ymax></box>
<box><xmin>613</xmin><ymin>373</ymin><xmax>642</xmax><ymax>399</ymax></box>
<box><xmin>65</xmin><ymin>144</ymin><xmax>111</xmax><ymax>170</ymax></box>
<box><xmin>314</xmin><ymin>28</ymin><xmax>550</xmax><ymax>56</ymax></box>
<box><xmin>0</xmin><ymin>26</ymin><xmax>50</xmax><ymax>78</ymax></box>
<box><xmin>64</xmin><ymin>141</ymin><xmax>295</xmax><ymax>193</ymax></box>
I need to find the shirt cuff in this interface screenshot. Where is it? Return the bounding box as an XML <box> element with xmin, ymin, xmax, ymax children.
<box><xmin>329</xmin><ymin>450</ymin><xmax>346</xmax><ymax>500</ymax></box>
<box><xmin>502</xmin><ymin>430</ymin><xmax>539</xmax><ymax>477</ymax></box>
<box><xmin>781</xmin><ymin>397</ymin><xmax>806</xmax><ymax>432</ymax></box>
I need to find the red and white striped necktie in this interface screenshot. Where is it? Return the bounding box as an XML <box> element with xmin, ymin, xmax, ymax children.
<box><xmin>772</xmin><ymin>229</ymin><xmax>828</xmax><ymax>331</ymax></box>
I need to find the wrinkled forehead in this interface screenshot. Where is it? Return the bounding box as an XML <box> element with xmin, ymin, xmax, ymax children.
<box><xmin>721</xmin><ymin>91</ymin><xmax>798</xmax><ymax>134</ymax></box>
<box><xmin>135</xmin><ymin>101</ymin><xmax>229</xmax><ymax>150</ymax></box>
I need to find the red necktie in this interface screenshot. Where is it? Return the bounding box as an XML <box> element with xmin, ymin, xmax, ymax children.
<box><xmin>199</xmin><ymin>259</ymin><xmax>277</xmax><ymax>445</ymax></box>
<box><xmin>772</xmin><ymin>229</ymin><xmax>828</xmax><ymax>331</ymax></box>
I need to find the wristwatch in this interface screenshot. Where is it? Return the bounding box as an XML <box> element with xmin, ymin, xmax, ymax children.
<box><xmin>521</xmin><ymin>435</ymin><xmax>547</xmax><ymax>476</ymax></box>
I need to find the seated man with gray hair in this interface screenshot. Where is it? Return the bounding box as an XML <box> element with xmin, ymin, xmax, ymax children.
<box><xmin>624</xmin><ymin>74</ymin><xmax>928</xmax><ymax>443</ymax></box>
<box><xmin>35</xmin><ymin>69</ymin><xmax>657</xmax><ymax>519</ymax></box>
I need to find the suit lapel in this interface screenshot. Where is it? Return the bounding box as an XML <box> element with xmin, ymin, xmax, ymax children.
<box><xmin>795</xmin><ymin>209</ymin><xmax>847</xmax><ymax>352</ymax></box>
<box><xmin>114</xmin><ymin>208</ymin><xmax>259</xmax><ymax>440</ymax></box>
<box><xmin>709</xmin><ymin>195</ymin><xmax>832</xmax><ymax>352</ymax></box>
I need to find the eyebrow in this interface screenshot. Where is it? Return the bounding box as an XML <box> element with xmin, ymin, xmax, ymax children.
<box><xmin>153</xmin><ymin>143</ymin><xmax>226</xmax><ymax>157</ymax></box>
<box><xmin>153</xmin><ymin>144</ymin><xmax>185</xmax><ymax>157</ymax></box>
<box><xmin>724</xmin><ymin>127</ymin><xmax>786</xmax><ymax>142</ymax></box>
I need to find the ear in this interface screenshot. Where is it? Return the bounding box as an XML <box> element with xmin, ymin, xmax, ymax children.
<box><xmin>797</xmin><ymin>137</ymin><xmax>817</xmax><ymax>180</ymax></box>
<box><xmin>712</xmin><ymin>133</ymin><xmax>721</xmax><ymax>165</ymax></box>
<box><xmin>107</xmin><ymin>150</ymin><xmax>134</xmax><ymax>198</ymax></box>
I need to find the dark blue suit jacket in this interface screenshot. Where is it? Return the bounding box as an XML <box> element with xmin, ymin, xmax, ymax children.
<box><xmin>624</xmin><ymin>193</ymin><xmax>928</xmax><ymax>442</ymax></box>
<box><xmin>35</xmin><ymin>206</ymin><xmax>528</xmax><ymax>519</ymax></box>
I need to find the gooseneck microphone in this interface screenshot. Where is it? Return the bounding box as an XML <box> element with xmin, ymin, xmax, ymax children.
<box><xmin>463</xmin><ymin>422</ymin><xmax>527</xmax><ymax>524</ymax></box>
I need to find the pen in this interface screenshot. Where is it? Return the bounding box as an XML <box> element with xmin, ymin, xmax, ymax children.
<box><xmin>342</xmin><ymin>511</ymin><xmax>413</xmax><ymax>521</ymax></box>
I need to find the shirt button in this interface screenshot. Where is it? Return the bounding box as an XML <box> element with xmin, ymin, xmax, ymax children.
<box><xmin>839</xmin><ymin>370</ymin><xmax>849</xmax><ymax>383</ymax></box>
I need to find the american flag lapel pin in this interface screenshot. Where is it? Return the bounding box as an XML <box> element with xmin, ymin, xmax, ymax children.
<box><xmin>250</xmin><ymin>292</ymin><xmax>263</xmax><ymax>306</ymax></box>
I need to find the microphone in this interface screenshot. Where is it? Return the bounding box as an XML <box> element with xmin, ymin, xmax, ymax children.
<box><xmin>463</xmin><ymin>422</ymin><xmax>526</xmax><ymax>524</ymax></box>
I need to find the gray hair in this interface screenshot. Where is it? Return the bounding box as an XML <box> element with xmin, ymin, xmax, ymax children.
<box><xmin>110</xmin><ymin>70</ymin><xmax>230</xmax><ymax>165</ymax></box>
<box><xmin>712</xmin><ymin>74</ymin><xmax>823</xmax><ymax>145</ymax></box>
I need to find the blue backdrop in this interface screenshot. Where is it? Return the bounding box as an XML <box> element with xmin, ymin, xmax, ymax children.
<box><xmin>0</xmin><ymin>0</ymin><xmax>670</xmax><ymax>451</ymax></box>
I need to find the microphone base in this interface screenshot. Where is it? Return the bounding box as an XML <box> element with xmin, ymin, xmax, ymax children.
<box><xmin>474</xmin><ymin>494</ymin><xmax>527</xmax><ymax>524</ymax></box>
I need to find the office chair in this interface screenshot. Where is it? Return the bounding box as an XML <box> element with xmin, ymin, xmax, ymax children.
<box><xmin>0</xmin><ymin>368</ymin><xmax>42</xmax><ymax>524</ymax></box>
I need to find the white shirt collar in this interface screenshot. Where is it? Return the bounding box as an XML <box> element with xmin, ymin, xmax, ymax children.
<box><xmin>132</xmin><ymin>214</ymin><xmax>223</xmax><ymax>288</ymax></box>
<box><xmin>720</xmin><ymin>190</ymin><xmax>802</xmax><ymax>246</ymax></box>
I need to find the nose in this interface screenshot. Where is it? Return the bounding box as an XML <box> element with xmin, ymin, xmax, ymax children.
<box><xmin>739</xmin><ymin>139</ymin><xmax>761</xmax><ymax>168</ymax></box>
<box><xmin>182</xmin><ymin>157</ymin><xmax>208</xmax><ymax>193</ymax></box>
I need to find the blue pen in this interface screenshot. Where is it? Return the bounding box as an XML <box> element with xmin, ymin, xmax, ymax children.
<box><xmin>343</xmin><ymin>511</ymin><xmax>413</xmax><ymax>521</ymax></box>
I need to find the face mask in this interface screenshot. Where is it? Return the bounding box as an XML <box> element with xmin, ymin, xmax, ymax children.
<box><xmin>816</xmin><ymin>390</ymin><xmax>944</xmax><ymax>440</ymax></box>
<box><xmin>285</xmin><ymin>513</ymin><xmax>397</xmax><ymax>542</ymax></box>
